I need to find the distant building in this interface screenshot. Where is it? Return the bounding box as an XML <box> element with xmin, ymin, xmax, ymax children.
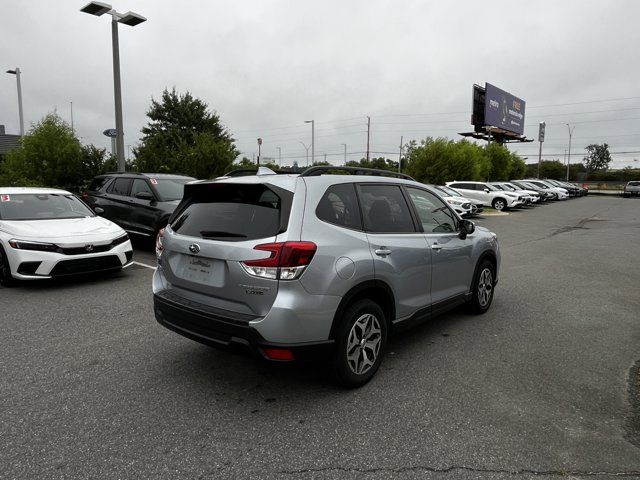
<box><xmin>0</xmin><ymin>125</ymin><xmax>21</xmax><ymax>157</ymax></box>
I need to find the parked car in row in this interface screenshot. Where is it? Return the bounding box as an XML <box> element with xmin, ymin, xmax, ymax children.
<box><xmin>153</xmin><ymin>166</ymin><xmax>500</xmax><ymax>387</ymax></box>
<box><xmin>0</xmin><ymin>188</ymin><xmax>133</xmax><ymax>286</ymax></box>
<box><xmin>428</xmin><ymin>184</ymin><xmax>482</xmax><ymax>217</ymax></box>
<box><xmin>445</xmin><ymin>181</ymin><xmax>525</xmax><ymax>211</ymax></box>
<box><xmin>521</xmin><ymin>179</ymin><xmax>569</xmax><ymax>200</ymax></box>
<box><xmin>491</xmin><ymin>182</ymin><xmax>540</xmax><ymax>204</ymax></box>
<box><xmin>623</xmin><ymin>181</ymin><xmax>640</xmax><ymax>198</ymax></box>
<box><xmin>509</xmin><ymin>180</ymin><xmax>555</xmax><ymax>201</ymax></box>
<box><xmin>84</xmin><ymin>172</ymin><xmax>196</xmax><ymax>240</ymax></box>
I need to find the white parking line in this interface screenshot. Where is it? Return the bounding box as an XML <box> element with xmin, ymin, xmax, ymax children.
<box><xmin>129</xmin><ymin>261</ymin><xmax>157</xmax><ymax>270</ymax></box>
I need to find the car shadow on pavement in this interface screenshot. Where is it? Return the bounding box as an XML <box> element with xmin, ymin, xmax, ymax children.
<box><xmin>5</xmin><ymin>269</ymin><xmax>132</xmax><ymax>292</ymax></box>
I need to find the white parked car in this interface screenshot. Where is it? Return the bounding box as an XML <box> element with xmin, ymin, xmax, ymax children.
<box><xmin>431</xmin><ymin>185</ymin><xmax>483</xmax><ymax>217</ymax></box>
<box><xmin>491</xmin><ymin>182</ymin><xmax>540</xmax><ymax>204</ymax></box>
<box><xmin>446</xmin><ymin>181</ymin><xmax>524</xmax><ymax>211</ymax></box>
<box><xmin>0</xmin><ymin>187</ymin><xmax>133</xmax><ymax>285</ymax></box>
<box><xmin>523</xmin><ymin>179</ymin><xmax>569</xmax><ymax>200</ymax></box>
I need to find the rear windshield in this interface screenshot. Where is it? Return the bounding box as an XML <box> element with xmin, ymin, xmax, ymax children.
<box><xmin>170</xmin><ymin>183</ymin><xmax>291</xmax><ymax>241</ymax></box>
<box><xmin>152</xmin><ymin>178</ymin><xmax>195</xmax><ymax>201</ymax></box>
<box><xmin>0</xmin><ymin>193</ymin><xmax>94</xmax><ymax>220</ymax></box>
<box><xmin>628</xmin><ymin>181</ymin><xmax>640</xmax><ymax>187</ymax></box>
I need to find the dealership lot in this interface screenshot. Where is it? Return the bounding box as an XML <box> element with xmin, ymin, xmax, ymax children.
<box><xmin>2</xmin><ymin>197</ymin><xmax>640</xmax><ymax>479</ymax></box>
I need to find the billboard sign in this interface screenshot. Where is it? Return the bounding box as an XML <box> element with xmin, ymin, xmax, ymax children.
<box><xmin>484</xmin><ymin>83</ymin><xmax>526</xmax><ymax>135</ymax></box>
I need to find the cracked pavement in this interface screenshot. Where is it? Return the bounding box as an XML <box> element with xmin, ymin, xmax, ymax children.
<box><xmin>1</xmin><ymin>196</ymin><xmax>640</xmax><ymax>479</ymax></box>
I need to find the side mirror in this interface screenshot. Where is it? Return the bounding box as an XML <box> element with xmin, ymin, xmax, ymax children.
<box><xmin>135</xmin><ymin>191</ymin><xmax>154</xmax><ymax>201</ymax></box>
<box><xmin>484</xmin><ymin>188</ymin><xmax>490</xmax><ymax>193</ymax></box>
<box><xmin>458</xmin><ymin>219</ymin><xmax>475</xmax><ymax>239</ymax></box>
<box><xmin>94</xmin><ymin>206</ymin><xmax>104</xmax><ymax>214</ymax></box>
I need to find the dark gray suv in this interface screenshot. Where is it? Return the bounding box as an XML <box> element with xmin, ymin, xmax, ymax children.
<box><xmin>153</xmin><ymin>167</ymin><xmax>500</xmax><ymax>387</ymax></box>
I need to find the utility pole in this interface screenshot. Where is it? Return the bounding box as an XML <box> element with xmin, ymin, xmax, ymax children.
<box><xmin>566</xmin><ymin>124</ymin><xmax>575</xmax><ymax>181</ymax></box>
<box><xmin>257</xmin><ymin>137</ymin><xmax>262</xmax><ymax>166</ymax></box>
<box><xmin>537</xmin><ymin>122</ymin><xmax>545</xmax><ymax>179</ymax></box>
<box><xmin>276</xmin><ymin>147</ymin><xmax>281</xmax><ymax>166</ymax></box>
<box><xmin>70</xmin><ymin>101</ymin><xmax>75</xmax><ymax>135</ymax></box>
<box><xmin>341</xmin><ymin>143</ymin><xmax>347</xmax><ymax>164</ymax></box>
<box><xmin>6</xmin><ymin>68</ymin><xmax>24</xmax><ymax>136</ymax></box>
<box><xmin>305</xmin><ymin>120</ymin><xmax>314</xmax><ymax>164</ymax></box>
<box><xmin>324</xmin><ymin>153</ymin><xmax>327</xmax><ymax>163</ymax></box>
<box><xmin>366</xmin><ymin>116</ymin><xmax>371</xmax><ymax>162</ymax></box>
<box><xmin>398</xmin><ymin>135</ymin><xmax>403</xmax><ymax>173</ymax></box>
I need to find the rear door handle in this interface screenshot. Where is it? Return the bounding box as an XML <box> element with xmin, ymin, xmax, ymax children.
<box><xmin>431</xmin><ymin>244</ymin><xmax>443</xmax><ymax>251</ymax></box>
<box><xmin>375</xmin><ymin>248</ymin><xmax>392</xmax><ymax>257</ymax></box>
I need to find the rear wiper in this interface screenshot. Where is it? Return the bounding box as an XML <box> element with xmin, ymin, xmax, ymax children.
<box><xmin>200</xmin><ymin>230</ymin><xmax>247</xmax><ymax>238</ymax></box>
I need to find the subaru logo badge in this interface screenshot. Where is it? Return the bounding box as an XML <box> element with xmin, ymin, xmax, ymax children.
<box><xmin>189</xmin><ymin>243</ymin><xmax>200</xmax><ymax>254</ymax></box>
<box><xmin>85</xmin><ymin>244</ymin><xmax>94</xmax><ymax>252</ymax></box>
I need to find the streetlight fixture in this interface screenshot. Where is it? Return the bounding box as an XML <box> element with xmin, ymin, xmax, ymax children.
<box><xmin>566</xmin><ymin>123</ymin><xmax>575</xmax><ymax>181</ymax></box>
<box><xmin>341</xmin><ymin>143</ymin><xmax>347</xmax><ymax>164</ymax></box>
<box><xmin>304</xmin><ymin>120</ymin><xmax>314</xmax><ymax>165</ymax></box>
<box><xmin>6</xmin><ymin>68</ymin><xmax>24</xmax><ymax>136</ymax></box>
<box><xmin>299</xmin><ymin>141</ymin><xmax>311</xmax><ymax>167</ymax></box>
<box><xmin>81</xmin><ymin>2</ymin><xmax>146</xmax><ymax>172</ymax></box>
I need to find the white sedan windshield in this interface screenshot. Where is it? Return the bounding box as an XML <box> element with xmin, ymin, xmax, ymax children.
<box><xmin>0</xmin><ymin>194</ymin><xmax>94</xmax><ymax>220</ymax></box>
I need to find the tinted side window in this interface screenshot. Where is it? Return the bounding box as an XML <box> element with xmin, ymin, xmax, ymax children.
<box><xmin>107</xmin><ymin>178</ymin><xmax>132</xmax><ymax>196</ymax></box>
<box><xmin>88</xmin><ymin>177</ymin><xmax>110</xmax><ymax>192</ymax></box>
<box><xmin>359</xmin><ymin>184</ymin><xmax>415</xmax><ymax>233</ymax></box>
<box><xmin>406</xmin><ymin>187</ymin><xmax>457</xmax><ymax>234</ymax></box>
<box><xmin>451</xmin><ymin>183</ymin><xmax>472</xmax><ymax>190</ymax></box>
<box><xmin>131</xmin><ymin>179</ymin><xmax>154</xmax><ymax>197</ymax></box>
<box><xmin>316</xmin><ymin>183</ymin><xmax>362</xmax><ymax>230</ymax></box>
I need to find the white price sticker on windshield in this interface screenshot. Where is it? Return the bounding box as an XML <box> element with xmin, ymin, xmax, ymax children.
<box><xmin>150</xmin><ymin>178</ymin><xmax>158</xmax><ymax>185</ymax></box>
<box><xmin>0</xmin><ymin>195</ymin><xmax>10</xmax><ymax>202</ymax></box>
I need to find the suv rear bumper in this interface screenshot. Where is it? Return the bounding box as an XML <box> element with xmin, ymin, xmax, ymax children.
<box><xmin>153</xmin><ymin>291</ymin><xmax>334</xmax><ymax>361</ymax></box>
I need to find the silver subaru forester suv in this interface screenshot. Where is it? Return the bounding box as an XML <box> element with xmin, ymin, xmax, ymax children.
<box><xmin>153</xmin><ymin>167</ymin><xmax>500</xmax><ymax>387</ymax></box>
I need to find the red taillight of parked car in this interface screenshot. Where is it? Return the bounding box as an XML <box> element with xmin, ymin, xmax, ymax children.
<box><xmin>241</xmin><ymin>242</ymin><xmax>317</xmax><ymax>280</ymax></box>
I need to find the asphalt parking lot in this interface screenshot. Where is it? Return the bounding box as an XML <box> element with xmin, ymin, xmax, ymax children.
<box><xmin>2</xmin><ymin>196</ymin><xmax>640</xmax><ymax>479</ymax></box>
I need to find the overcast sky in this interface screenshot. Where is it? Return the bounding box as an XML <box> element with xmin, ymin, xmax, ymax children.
<box><xmin>2</xmin><ymin>0</ymin><xmax>640</xmax><ymax>169</ymax></box>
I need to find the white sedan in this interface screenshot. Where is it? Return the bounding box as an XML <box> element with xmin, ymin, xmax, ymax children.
<box><xmin>0</xmin><ymin>187</ymin><xmax>133</xmax><ymax>285</ymax></box>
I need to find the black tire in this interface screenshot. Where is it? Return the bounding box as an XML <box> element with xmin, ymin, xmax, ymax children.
<box><xmin>492</xmin><ymin>198</ymin><xmax>507</xmax><ymax>211</ymax></box>
<box><xmin>0</xmin><ymin>245</ymin><xmax>16</xmax><ymax>287</ymax></box>
<box><xmin>468</xmin><ymin>259</ymin><xmax>496</xmax><ymax>314</ymax></box>
<box><xmin>332</xmin><ymin>299</ymin><xmax>387</xmax><ymax>388</ymax></box>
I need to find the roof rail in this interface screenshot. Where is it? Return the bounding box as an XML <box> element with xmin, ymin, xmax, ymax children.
<box><xmin>103</xmin><ymin>171</ymin><xmax>145</xmax><ymax>175</ymax></box>
<box><xmin>299</xmin><ymin>165</ymin><xmax>415</xmax><ymax>181</ymax></box>
<box><xmin>221</xmin><ymin>167</ymin><xmax>292</xmax><ymax>177</ymax></box>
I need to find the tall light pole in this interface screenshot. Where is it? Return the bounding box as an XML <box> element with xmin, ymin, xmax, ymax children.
<box><xmin>299</xmin><ymin>141</ymin><xmax>310</xmax><ymax>167</ymax></box>
<box><xmin>276</xmin><ymin>147</ymin><xmax>281</xmax><ymax>166</ymax></box>
<box><xmin>6</xmin><ymin>68</ymin><xmax>24</xmax><ymax>136</ymax></box>
<box><xmin>257</xmin><ymin>137</ymin><xmax>262</xmax><ymax>165</ymax></box>
<box><xmin>81</xmin><ymin>2</ymin><xmax>146</xmax><ymax>172</ymax></box>
<box><xmin>341</xmin><ymin>143</ymin><xmax>347</xmax><ymax>164</ymax></box>
<box><xmin>304</xmin><ymin>120</ymin><xmax>314</xmax><ymax>164</ymax></box>
<box><xmin>566</xmin><ymin>123</ymin><xmax>575</xmax><ymax>181</ymax></box>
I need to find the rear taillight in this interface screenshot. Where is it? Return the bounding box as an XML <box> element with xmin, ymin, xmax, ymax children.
<box><xmin>241</xmin><ymin>241</ymin><xmax>317</xmax><ymax>280</ymax></box>
<box><xmin>155</xmin><ymin>227</ymin><xmax>165</xmax><ymax>258</ymax></box>
<box><xmin>82</xmin><ymin>191</ymin><xmax>88</xmax><ymax>199</ymax></box>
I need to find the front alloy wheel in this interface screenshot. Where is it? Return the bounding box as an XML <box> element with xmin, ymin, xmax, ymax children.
<box><xmin>469</xmin><ymin>259</ymin><xmax>495</xmax><ymax>314</ymax></box>
<box><xmin>492</xmin><ymin>198</ymin><xmax>506</xmax><ymax>211</ymax></box>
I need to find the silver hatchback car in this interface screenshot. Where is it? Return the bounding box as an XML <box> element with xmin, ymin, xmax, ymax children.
<box><xmin>153</xmin><ymin>167</ymin><xmax>500</xmax><ymax>387</ymax></box>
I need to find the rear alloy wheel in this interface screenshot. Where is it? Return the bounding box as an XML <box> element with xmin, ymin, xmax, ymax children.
<box><xmin>492</xmin><ymin>198</ymin><xmax>506</xmax><ymax>211</ymax></box>
<box><xmin>469</xmin><ymin>260</ymin><xmax>495</xmax><ymax>314</ymax></box>
<box><xmin>333</xmin><ymin>299</ymin><xmax>387</xmax><ymax>388</ymax></box>
<box><xmin>0</xmin><ymin>246</ymin><xmax>15</xmax><ymax>287</ymax></box>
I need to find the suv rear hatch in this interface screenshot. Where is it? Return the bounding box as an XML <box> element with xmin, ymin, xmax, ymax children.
<box><xmin>159</xmin><ymin>181</ymin><xmax>294</xmax><ymax>317</ymax></box>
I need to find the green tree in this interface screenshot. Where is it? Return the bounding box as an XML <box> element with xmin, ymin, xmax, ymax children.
<box><xmin>133</xmin><ymin>88</ymin><xmax>238</xmax><ymax>178</ymax></box>
<box><xmin>508</xmin><ymin>154</ymin><xmax>527</xmax><ymax>179</ymax></box>
<box><xmin>78</xmin><ymin>145</ymin><xmax>117</xmax><ymax>186</ymax></box>
<box><xmin>0</xmin><ymin>113</ymin><xmax>83</xmax><ymax>189</ymax></box>
<box><xmin>583</xmin><ymin>143</ymin><xmax>612</xmax><ymax>173</ymax></box>
<box><xmin>538</xmin><ymin>160</ymin><xmax>566</xmax><ymax>180</ymax></box>
<box><xmin>405</xmin><ymin>138</ymin><xmax>489</xmax><ymax>184</ymax></box>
